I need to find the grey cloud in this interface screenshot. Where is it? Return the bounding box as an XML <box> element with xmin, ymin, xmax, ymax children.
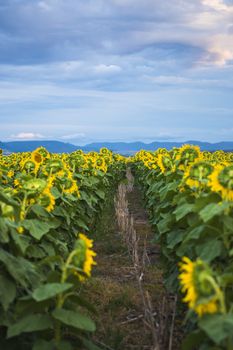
<box><xmin>1</xmin><ymin>0</ymin><xmax>232</xmax><ymax>66</ymax></box>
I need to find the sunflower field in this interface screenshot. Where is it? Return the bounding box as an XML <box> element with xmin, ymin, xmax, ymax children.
<box><xmin>0</xmin><ymin>147</ymin><xmax>126</xmax><ymax>350</ymax></box>
<box><xmin>132</xmin><ymin>146</ymin><xmax>233</xmax><ymax>349</ymax></box>
<box><xmin>1</xmin><ymin>145</ymin><xmax>233</xmax><ymax>350</ymax></box>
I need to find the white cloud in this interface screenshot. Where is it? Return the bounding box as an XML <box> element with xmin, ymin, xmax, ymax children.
<box><xmin>9</xmin><ymin>132</ymin><xmax>44</xmax><ymax>140</ymax></box>
<box><xmin>37</xmin><ymin>1</ymin><xmax>51</xmax><ymax>12</ymax></box>
<box><xmin>202</xmin><ymin>0</ymin><xmax>230</xmax><ymax>11</ymax></box>
<box><xmin>93</xmin><ymin>64</ymin><xmax>122</xmax><ymax>74</ymax></box>
<box><xmin>60</xmin><ymin>133</ymin><xmax>86</xmax><ymax>140</ymax></box>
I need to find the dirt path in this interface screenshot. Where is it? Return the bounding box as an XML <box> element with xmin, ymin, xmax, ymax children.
<box><xmin>85</xmin><ymin>171</ymin><xmax>181</xmax><ymax>350</ymax></box>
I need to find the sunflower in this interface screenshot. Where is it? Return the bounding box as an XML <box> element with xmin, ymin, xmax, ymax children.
<box><xmin>184</xmin><ymin>161</ymin><xmax>214</xmax><ymax>190</ymax></box>
<box><xmin>22</xmin><ymin>178</ymin><xmax>47</xmax><ymax>196</ymax></box>
<box><xmin>21</xmin><ymin>159</ymin><xmax>38</xmax><ymax>174</ymax></box>
<box><xmin>79</xmin><ymin>234</ymin><xmax>96</xmax><ymax>277</ymax></box>
<box><xmin>176</xmin><ymin>145</ymin><xmax>202</xmax><ymax>169</ymax></box>
<box><xmin>7</xmin><ymin>170</ymin><xmax>14</xmax><ymax>178</ymax></box>
<box><xmin>179</xmin><ymin>257</ymin><xmax>222</xmax><ymax>317</ymax></box>
<box><xmin>45</xmin><ymin>159</ymin><xmax>64</xmax><ymax>174</ymax></box>
<box><xmin>38</xmin><ymin>187</ymin><xmax>56</xmax><ymax>212</ymax></box>
<box><xmin>72</xmin><ymin>233</ymin><xmax>96</xmax><ymax>280</ymax></box>
<box><xmin>208</xmin><ymin>164</ymin><xmax>233</xmax><ymax>201</ymax></box>
<box><xmin>34</xmin><ymin>146</ymin><xmax>50</xmax><ymax>159</ymax></box>
<box><xmin>157</xmin><ymin>153</ymin><xmax>175</xmax><ymax>174</ymax></box>
<box><xmin>31</xmin><ymin>151</ymin><xmax>43</xmax><ymax>165</ymax></box>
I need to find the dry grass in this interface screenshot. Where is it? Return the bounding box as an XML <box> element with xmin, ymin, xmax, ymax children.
<box><xmin>82</xmin><ymin>180</ymin><xmax>182</xmax><ymax>350</ymax></box>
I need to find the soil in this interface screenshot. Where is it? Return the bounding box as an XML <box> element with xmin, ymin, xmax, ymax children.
<box><xmin>84</xmin><ymin>180</ymin><xmax>183</xmax><ymax>350</ymax></box>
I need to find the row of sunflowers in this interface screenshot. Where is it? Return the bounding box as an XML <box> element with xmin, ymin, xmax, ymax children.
<box><xmin>131</xmin><ymin>145</ymin><xmax>233</xmax><ymax>350</ymax></box>
<box><xmin>0</xmin><ymin>146</ymin><xmax>126</xmax><ymax>350</ymax></box>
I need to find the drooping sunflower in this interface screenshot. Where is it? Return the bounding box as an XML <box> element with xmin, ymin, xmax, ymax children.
<box><xmin>176</xmin><ymin>145</ymin><xmax>202</xmax><ymax>170</ymax></box>
<box><xmin>179</xmin><ymin>257</ymin><xmax>222</xmax><ymax>317</ymax></box>
<box><xmin>31</xmin><ymin>150</ymin><xmax>44</xmax><ymax>165</ymax></box>
<box><xmin>72</xmin><ymin>233</ymin><xmax>96</xmax><ymax>280</ymax></box>
<box><xmin>157</xmin><ymin>153</ymin><xmax>175</xmax><ymax>174</ymax></box>
<box><xmin>208</xmin><ymin>164</ymin><xmax>233</xmax><ymax>201</ymax></box>
<box><xmin>22</xmin><ymin>178</ymin><xmax>47</xmax><ymax>196</ymax></box>
<box><xmin>184</xmin><ymin>161</ymin><xmax>214</xmax><ymax>190</ymax></box>
<box><xmin>20</xmin><ymin>158</ymin><xmax>38</xmax><ymax>174</ymax></box>
<box><xmin>38</xmin><ymin>187</ymin><xmax>56</xmax><ymax>212</ymax></box>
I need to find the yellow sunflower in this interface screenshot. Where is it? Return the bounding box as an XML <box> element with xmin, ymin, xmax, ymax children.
<box><xmin>176</xmin><ymin>145</ymin><xmax>202</xmax><ymax>170</ymax></box>
<box><xmin>31</xmin><ymin>151</ymin><xmax>43</xmax><ymax>164</ymax></box>
<box><xmin>39</xmin><ymin>187</ymin><xmax>56</xmax><ymax>212</ymax></box>
<box><xmin>72</xmin><ymin>233</ymin><xmax>96</xmax><ymax>281</ymax></box>
<box><xmin>157</xmin><ymin>153</ymin><xmax>175</xmax><ymax>174</ymax></box>
<box><xmin>179</xmin><ymin>257</ymin><xmax>222</xmax><ymax>317</ymax></box>
<box><xmin>79</xmin><ymin>233</ymin><xmax>96</xmax><ymax>277</ymax></box>
<box><xmin>208</xmin><ymin>164</ymin><xmax>233</xmax><ymax>201</ymax></box>
<box><xmin>183</xmin><ymin>161</ymin><xmax>214</xmax><ymax>190</ymax></box>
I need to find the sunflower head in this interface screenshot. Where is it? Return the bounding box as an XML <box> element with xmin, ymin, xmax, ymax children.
<box><xmin>177</xmin><ymin>145</ymin><xmax>201</xmax><ymax>168</ymax></box>
<box><xmin>21</xmin><ymin>159</ymin><xmax>37</xmax><ymax>173</ymax></box>
<box><xmin>38</xmin><ymin>188</ymin><xmax>55</xmax><ymax>212</ymax></box>
<box><xmin>157</xmin><ymin>153</ymin><xmax>174</xmax><ymax>174</ymax></box>
<box><xmin>62</xmin><ymin>176</ymin><xmax>80</xmax><ymax>195</ymax></box>
<box><xmin>45</xmin><ymin>159</ymin><xmax>64</xmax><ymax>174</ymax></box>
<box><xmin>100</xmin><ymin>147</ymin><xmax>110</xmax><ymax>155</ymax></box>
<box><xmin>22</xmin><ymin>178</ymin><xmax>47</xmax><ymax>196</ymax></box>
<box><xmin>35</xmin><ymin>147</ymin><xmax>50</xmax><ymax>159</ymax></box>
<box><xmin>179</xmin><ymin>257</ymin><xmax>221</xmax><ymax>317</ymax></box>
<box><xmin>208</xmin><ymin>164</ymin><xmax>233</xmax><ymax>201</ymax></box>
<box><xmin>185</xmin><ymin>161</ymin><xmax>214</xmax><ymax>189</ymax></box>
<box><xmin>72</xmin><ymin>233</ymin><xmax>96</xmax><ymax>280</ymax></box>
<box><xmin>31</xmin><ymin>151</ymin><xmax>43</xmax><ymax>164</ymax></box>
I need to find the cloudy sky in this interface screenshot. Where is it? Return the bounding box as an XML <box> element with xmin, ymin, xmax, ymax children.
<box><xmin>0</xmin><ymin>0</ymin><xmax>233</xmax><ymax>144</ymax></box>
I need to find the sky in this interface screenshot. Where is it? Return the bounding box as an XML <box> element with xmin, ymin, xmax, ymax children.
<box><xmin>0</xmin><ymin>0</ymin><xmax>233</xmax><ymax>144</ymax></box>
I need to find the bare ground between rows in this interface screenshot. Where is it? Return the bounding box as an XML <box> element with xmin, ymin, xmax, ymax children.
<box><xmin>84</xmin><ymin>186</ymin><xmax>182</xmax><ymax>350</ymax></box>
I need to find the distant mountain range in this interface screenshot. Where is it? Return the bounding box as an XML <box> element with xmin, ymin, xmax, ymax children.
<box><xmin>1</xmin><ymin>140</ymin><xmax>233</xmax><ymax>154</ymax></box>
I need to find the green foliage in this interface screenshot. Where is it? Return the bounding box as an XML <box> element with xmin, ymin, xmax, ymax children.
<box><xmin>0</xmin><ymin>148</ymin><xmax>127</xmax><ymax>349</ymax></box>
<box><xmin>133</xmin><ymin>148</ymin><xmax>233</xmax><ymax>349</ymax></box>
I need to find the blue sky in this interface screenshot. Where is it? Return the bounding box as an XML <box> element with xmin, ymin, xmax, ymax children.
<box><xmin>0</xmin><ymin>0</ymin><xmax>233</xmax><ymax>144</ymax></box>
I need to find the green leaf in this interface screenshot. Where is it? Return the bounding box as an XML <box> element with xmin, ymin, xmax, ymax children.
<box><xmin>0</xmin><ymin>248</ymin><xmax>40</xmax><ymax>288</ymax></box>
<box><xmin>174</xmin><ymin>203</ymin><xmax>194</xmax><ymax>221</ymax></box>
<box><xmin>0</xmin><ymin>218</ymin><xmax>9</xmax><ymax>243</ymax></box>
<box><xmin>76</xmin><ymin>219</ymin><xmax>89</xmax><ymax>231</ymax></box>
<box><xmin>0</xmin><ymin>274</ymin><xmax>16</xmax><ymax>311</ymax></box>
<box><xmin>26</xmin><ymin>245</ymin><xmax>47</xmax><ymax>259</ymax></box>
<box><xmin>31</xmin><ymin>204</ymin><xmax>50</xmax><ymax>218</ymax></box>
<box><xmin>195</xmin><ymin>240</ymin><xmax>223</xmax><ymax>262</ymax></box>
<box><xmin>7</xmin><ymin>314</ymin><xmax>53</xmax><ymax>338</ymax></box>
<box><xmin>58</xmin><ymin>341</ymin><xmax>74</xmax><ymax>350</ymax></box>
<box><xmin>199</xmin><ymin>314</ymin><xmax>233</xmax><ymax>344</ymax></box>
<box><xmin>52</xmin><ymin>308</ymin><xmax>96</xmax><ymax>332</ymax></box>
<box><xmin>157</xmin><ymin>213</ymin><xmax>174</xmax><ymax>234</ymax></box>
<box><xmin>22</xmin><ymin>219</ymin><xmax>59</xmax><ymax>240</ymax></box>
<box><xmin>95</xmin><ymin>189</ymin><xmax>105</xmax><ymax>200</ymax></box>
<box><xmin>182</xmin><ymin>330</ymin><xmax>206</xmax><ymax>350</ymax></box>
<box><xmin>10</xmin><ymin>230</ymin><xmax>31</xmax><ymax>254</ymax></box>
<box><xmin>32</xmin><ymin>283</ymin><xmax>73</xmax><ymax>302</ymax></box>
<box><xmin>32</xmin><ymin>340</ymin><xmax>54</xmax><ymax>350</ymax></box>
<box><xmin>200</xmin><ymin>202</ymin><xmax>229</xmax><ymax>222</ymax></box>
<box><xmin>167</xmin><ymin>229</ymin><xmax>184</xmax><ymax>249</ymax></box>
<box><xmin>82</xmin><ymin>338</ymin><xmax>102</xmax><ymax>350</ymax></box>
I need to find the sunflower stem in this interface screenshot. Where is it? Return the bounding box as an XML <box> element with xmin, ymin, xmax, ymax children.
<box><xmin>204</xmin><ymin>275</ymin><xmax>226</xmax><ymax>314</ymax></box>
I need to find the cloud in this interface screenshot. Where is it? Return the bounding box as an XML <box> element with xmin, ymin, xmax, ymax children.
<box><xmin>60</xmin><ymin>133</ymin><xmax>86</xmax><ymax>140</ymax></box>
<box><xmin>0</xmin><ymin>0</ymin><xmax>233</xmax><ymax>143</ymax></box>
<box><xmin>93</xmin><ymin>64</ymin><xmax>122</xmax><ymax>74</ymax></box>
<box><xmin>0</xmin><ymin>0</ymin><xmax>233</xmax><ymax>67</ymax></box>
<box><xmin>9</xmin><ymin>132</ymin><xmax>44</xmax><ymax>140</ymax></box>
